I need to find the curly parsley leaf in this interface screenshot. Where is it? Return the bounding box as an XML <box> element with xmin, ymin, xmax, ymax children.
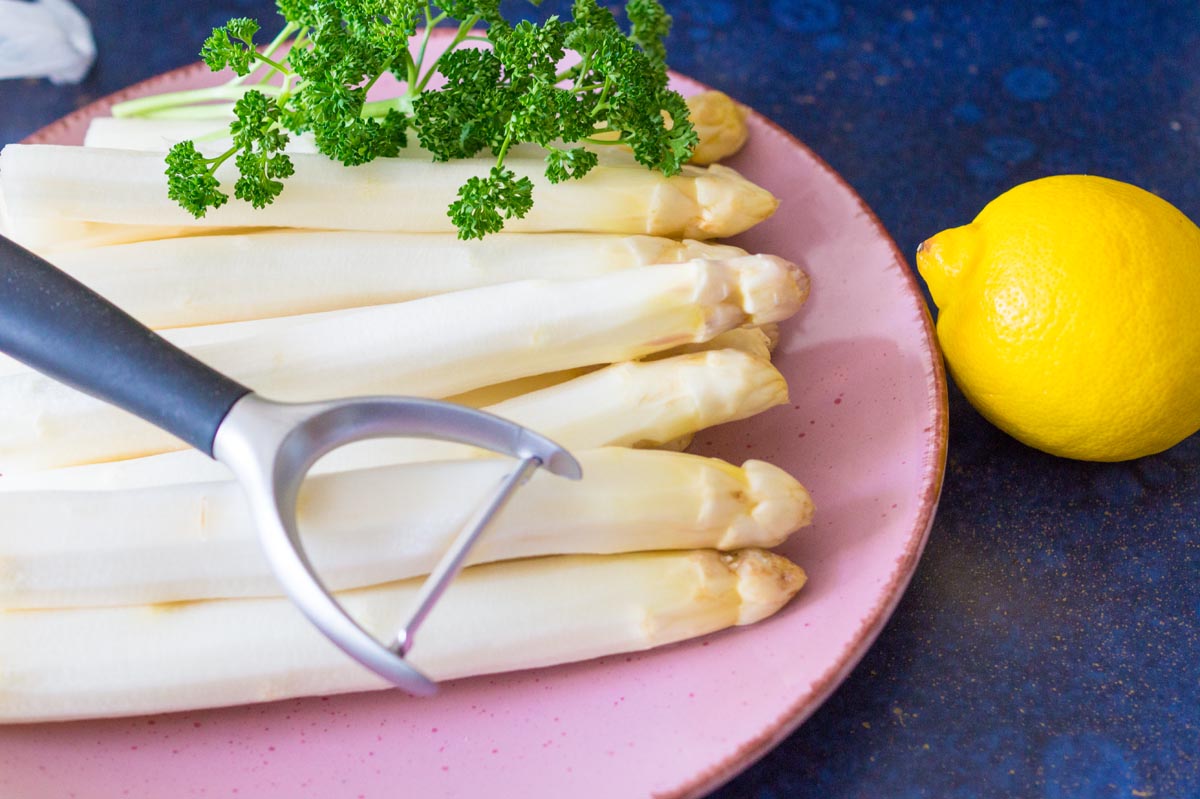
<box><xmin>229</xmin><ymin>91</ymin><xmax>294</xmax><ymax>208</ymax></box>
<box><xmin>626</xmin><ymin>0</ymin><xmax>672</xmax><ymax>66</ymax></box>
<box><xmin>434</xmin><ymin>0</ymin><xmax>505</xmax><ymax>27</ymax></box>
<box><xmin>544</xmin><ymin>146</ymin><xmax>599</xmax><ymax>183</ymax></box>
<box><xmin>200</xmin><ymin>17</ymin><xmax>261</xmax><ymax>76</ymax></box>
<box><xmin>449</xmin><ymin>166</ymin><xmax>535</xmax><ymax>239</ymax></box>
<box><xmin>413</xmin><ymin>47</ymin><xmax>507</xmax><ymax>159</ymax></box>
<box><xmin>416</xmin><ymin>0</ymin><xmax>695</xmax><ymax>234</ymax></box>
<box><xmin>165</xmin><ymin>141</ymin><xmax>229</xmax><ymax>218</ymax></box>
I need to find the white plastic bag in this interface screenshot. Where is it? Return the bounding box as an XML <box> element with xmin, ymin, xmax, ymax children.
<box><xmin>0</xmin><ymin>0</ymin><xmax>95</xmax><ymax>85</ymax></box>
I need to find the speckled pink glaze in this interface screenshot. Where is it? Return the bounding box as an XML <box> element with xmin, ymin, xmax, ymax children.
<box><xmin>1</xmin><ymin>48</ymin><xmax>948</xmax><ymax>799</ymax></box>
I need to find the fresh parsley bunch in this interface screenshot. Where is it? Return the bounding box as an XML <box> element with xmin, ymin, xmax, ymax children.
<box><xmin>153</xmin><ymin>0</ymin><xmax>696</xmax><ymax>239</ymax></box>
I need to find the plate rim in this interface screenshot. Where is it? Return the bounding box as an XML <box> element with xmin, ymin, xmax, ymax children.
<box><xmin>19</xmin><ymin>59</ymin><xmax>949</xmax><ymax>799</ymax></box>
<box><xmin>670</xmin><ymin>104</ymin><xmax>949</xmax><ymax>799</ymax></box>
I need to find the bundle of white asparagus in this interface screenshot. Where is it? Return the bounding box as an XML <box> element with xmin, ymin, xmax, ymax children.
<box><xmin>0</xmin><ymin>101</ymin><xmax>816</xmax><ymax>722</ymax></box>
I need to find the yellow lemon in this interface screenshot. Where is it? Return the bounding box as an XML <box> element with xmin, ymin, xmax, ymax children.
<box><xmin>917</xmin><ymin>175</ymin><xmax>1200</xmax><ymax>461</ymax></box>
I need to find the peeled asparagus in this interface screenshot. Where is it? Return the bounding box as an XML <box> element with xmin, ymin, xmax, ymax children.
<box><xmin>83</xmin><ymin>118</ymin><xmax>584</xmax><ymax>162</ymax></box>
<box><xmin>0</xmin><ymin>144</ymin><xmax>778</xmax><ymax>245</ymax></box>
<box><xmin>0</xmin><ymin>256</ymin><xmax>805</xmax><ymax>471</ymax></box>
<box><xmin>85</xmin><ymin>115</ymin><xmax>312</xmax><ymax>152</ymax></box>
<box><xmin>0</xmin><ymin>320</ymin><xmax>769</xmax><ymax>382</ymax></box>
<box><xmin>84</xmin><ymin>90</ymin><xmax>749</xmax><ymax>165</ymax></box>
<box><xmin>0</xmin><ymin>548</ymin><xmax>805</xmax><ymax>722</ymax></box>
<box><xmin>39</xmin><ymin>232</ymin><xmax>747</xmax><ymax>328</ymax></box>
<box><xmin>0</xmin><ymin>448</ymin><xmax>813</xmax><ymax>608</ymax></box>
<box><xmin>0</xmin><ymin>217</ymin><xmax>255</xmax><ymax>253</ymax></box>
<box><xmin>686</xmin><ymin>91</ymin><xmax>751</xmax><ymax>165</ymax></box>
<box><xmin>0</xmin><ymin>348</ymin><xmax>787</xmax><ymax>491</ymax></box>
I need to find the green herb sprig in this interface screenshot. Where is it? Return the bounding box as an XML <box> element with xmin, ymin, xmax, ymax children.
<box><xmin>114</xmin><ymin>0</ymin><xmax>696</xmax><ymax>239</ymax></box>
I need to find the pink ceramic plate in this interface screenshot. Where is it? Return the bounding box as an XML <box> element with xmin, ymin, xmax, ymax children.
<box><xmin>1</xmin><ymin>47</ymin><xmax>948</xmax><ymax>799</ymax></box>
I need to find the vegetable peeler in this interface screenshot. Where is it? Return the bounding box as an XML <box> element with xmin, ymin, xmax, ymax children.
<box><xmin>0</xmin><ymin>234</ymin><xmax>582</xmax><ymax>695</ymax></box>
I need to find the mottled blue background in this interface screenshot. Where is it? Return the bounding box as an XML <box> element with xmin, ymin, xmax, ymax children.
<box><xmin>2</xmin><ymin>2</ymin><xmax>1198</xmax><ymax>797</ymax></box>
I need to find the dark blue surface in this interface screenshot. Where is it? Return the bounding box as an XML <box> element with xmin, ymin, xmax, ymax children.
<box><xmin>2</xmin><ymin>2</ymin><xmax>1198</xmax><ymax>797</ymax></box>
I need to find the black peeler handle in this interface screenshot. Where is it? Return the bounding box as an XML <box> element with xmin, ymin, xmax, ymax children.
<box><xmin>0</xmin><ymin>235</ymin><xmax>250</xmax><ymax>457</ymax></box>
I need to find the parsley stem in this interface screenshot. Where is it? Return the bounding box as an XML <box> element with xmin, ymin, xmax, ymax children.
<box><xmin>405</xmin><ymin>52</ymin><xmax>419</xmax><ymax>89</ymax></box>
<box><xmin>231</xmin><ymin>22</ymin><xmax>298</xmax><ymax>86</ymax></box>
<box><xmin>263</xmin><ymin>23</ymin><xmax>300</xmax><ymax>59</ymax></box>
<box><xmin>582</xmin><ymin>135</ymin><xmax>630</xmax><ymax>146</ymax></box>
<box><xmin>111</xmin><ymin>85</ymin><xmax>281</xmax><ymax>118</ymax></box>
<box><xmin>594</xmin><ymin>75</ymin><xmax>614</xmax><ymax>110</ymax></box>
<box><xmin>202</xmin><ymin>144</ymin><xmax>239</xmax><ymax>171</ymax></box>
<box><xmin>277</xmin><ymin>73</ymin><xmax>296</xmax><ymax>106</ymax></box>
<box><xmin>361</xmin><ymin>96</ymin><xmax>415</xmax><ymax>117</ymax></box>
<box><xmin>415</xmin><ymin>15</ymin><xmax>478</xmax><ymax>94</ymax></box>
<box><xmin>363</xmin><ymin>59</ymin><xmax>393</xmax><ymax>94</ymax></box>
<box><xmin>557</xmin><ymin>49</ymin><xmax>595</xmax><ymax>84</ymax></box>
<box><xmin>494</xmin><ymin>130</ymin><xmax>515</xmax><ymax>169</ymax></box>
<box><xmin>414</xmin><ymin>11</ymin><xmax>450</xmax><ymax>83</ymax></box>
<box><xmin>250</xmin><ymin>52</ymin><xmax>290</xmax><ymax>75</ymax></box>
<box><xmin>287</xmin><ymin>29</ymin><xmax>308</xmax><ymax>59</ymax></box>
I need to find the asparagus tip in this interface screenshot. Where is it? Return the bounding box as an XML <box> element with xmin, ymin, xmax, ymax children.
<box><xmin>686</xmin><ymin>91</ymin><xmax>751</xmax><ymax>166</ymax></box>
<box><xmin>724</xmin><ymin>548</ymin><xmax>806</xmax><ymax>625</ymax></box>
<box><xmin>728</xmin><ymin>254</ymin><xmax>809</xmax><ymax>325</ymax></box>
<box><xmin>693</xmin><ymin>164</ymin><xmax>780</xmax><ymax>237</ymax></box>
<box><xmin>665</xmin><ymin>348</ymin><xmax>787</xmax><ymax>432</ymax></box>
<box><xmin>722</xmin><ymin>351</ymin><xmax>789</xmax><ymax>420</ymax></box>
<box><xmin>719</xmin><ymin>459</ymin><xmax>814</xmax><ymax>549</ymax></box>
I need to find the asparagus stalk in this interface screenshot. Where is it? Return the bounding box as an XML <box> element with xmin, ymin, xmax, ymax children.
<box><xmin>0</xmin><ymin>548</ymin><xmax>805</xmax><ymax>722</ymax></box>
<box><xmin>82</xmin><ymin>118</ymin><xmax>575</xmax><ymax>163</ymax></box>
<box><xmin>0</xmin><ymin>144</ymin><xmax>778</xmax><ymax>243</ymax></box>
<box><xmin>82</xmin><ymin>90</ymin><xmax>749</xmax><ymax>165</ymax></box>
<box><xmin>0</xmin><ymin>321</ymin><xmax>770</xmax><ymax>382</ymax></box>
<box><xmin>0</xmin><ymin>448</ymin><xmax>813</xmax><ymax>608</ymax></box>
<box><xmin>2</xmin><ymin>216</ymin><xmax>254</xmax><ymax>253</ymax></box>
<box><xmin>84</xmin><ymin>115</ymin><xmax>311</xmax><ymax>153</ymax></box>
<box><xmin>41</xmin><ymin>232</ymin><xmax>746</xmax><ymax>329</ymax></box>
<box><xmin>0</xmin><ymin>255</ymin><xmax>804</xmax><ymax>471</ymax></box>
<box><xmin>0</xmin><ymin>348</ymin><xmax>787</xmax><ymax>491</ymax></box>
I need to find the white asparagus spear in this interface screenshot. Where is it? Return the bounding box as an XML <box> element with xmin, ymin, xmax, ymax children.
<box><xmin>82</xmin><ymin>118</ymin><xmax>587</xmax><ymax>163</ymax></box>
<box><xmin>0</xmin><ymin>144</ymin><xmax>778</xmax><ymax>242</ymax></box>
<box><xmin>83</xmin><ymin>90</ymin><xmax>749</xmax><ymax>164</ymax></box>
<box><xmin>0</xmin><ymin>348</ymin><xmax>787</xmax><ymax>491</ymax></box>
<box><xmin>0</xmin><ymin>448</ymin><xmax>813</xmax><ymax>608</ymax></box>
<box><xmin>84</xmin><ymin>115</ymin><xmax>312</xmax><ymax>152</ymax></box>
<box><xmin>41</xmin><ymin>231</ymin><xmax>746</xmax><ymax>329</ymax></box>
<box><xmin>3</xmin><ymin>216</ymin><xmax>259</xmax><ymax>253</ymax></box>
<box><xmin>0</xmin><ymin>256</ymin><xmax>805</xmax><ymax>472</ymax></box>
<box><xmin>0</xmin><ymin>318</ymin><xmax>767</xmax><ymax>382</ymax></box>
<box><xmin>447</xmin><ymin>316</ymin><xmax>779</xmax><ymax>403</ymax></box>
<box><xmin>0</xmin><ymin>548</ymin><xmax>805</xmax><ymax>722</ymax></box>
